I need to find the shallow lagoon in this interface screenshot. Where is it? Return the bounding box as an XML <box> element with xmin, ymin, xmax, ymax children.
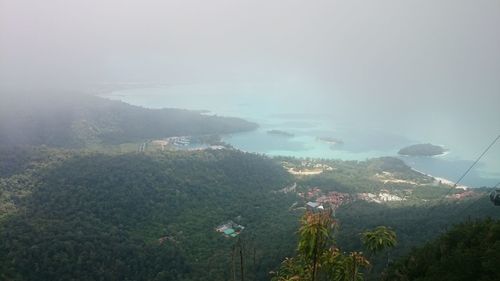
<box><xmin>103</xmin><ymin>83</ymin><xmax>499</xmax><ymax>188</ymax></box>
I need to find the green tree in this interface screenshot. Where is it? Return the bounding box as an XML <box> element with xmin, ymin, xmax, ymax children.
<box><xmin>361</xmin><ymin>226</ymin><xmax>397</xmax><ymax>255</ymax></box>
<box><xmin>298</xmin><ymin>210</ymin><xmax>336</xmax><ymax>281</ymax></box>
<box><xmin>272</xmin><ymin>210</ymin><xmax>389</xmax><ymax>281</ymax></box>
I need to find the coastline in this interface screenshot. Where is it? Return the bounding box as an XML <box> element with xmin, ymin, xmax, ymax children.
<box><xmin>411</xmin><ymin>167</ymin><xmax>469</xmax><ymax>190</ymax></box>
<box><xmin>398</xmin><ymin>151</ymin><xmax>448</xmax><ymax>157</ymax></box>
<box><xmin>433</xmin><ymin>150</ymin><xmax>450</xmax><ymax>157</ymax></box>
<box><xmin>95</xmin><ymin>87</ymin><xmax>496</xmax><ymax>188</ymax></box>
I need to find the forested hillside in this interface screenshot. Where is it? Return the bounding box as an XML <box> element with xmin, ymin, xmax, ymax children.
<box><xmin>0</xmin><ymin>149</ymin><xmax>298</xmax><ymax>281</ymax></box>
<box><xmin>0</xmin><ymin>93</ymin><xmax>257</xmax><ymax>148</ymax></box>
<box><xmin>0</xmin><ymin>147</ymin><xmax>498</xmax><ymax>280</ymax></box>
<box><xmin>383</xmin><ymin>218</ymin><xmax>500</xmax><ymax>281</ymax></box>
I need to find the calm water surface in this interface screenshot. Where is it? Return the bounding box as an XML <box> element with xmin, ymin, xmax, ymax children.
<box><xmin>103</xmin><ymin>83</ymin><xmax>500</xmax><ymax>188</ymax></box>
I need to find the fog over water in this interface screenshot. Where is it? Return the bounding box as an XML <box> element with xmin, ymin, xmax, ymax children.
<box><xmin>2</xmin><ymin>0</ymin><xmax>499</xmax><ymax>186</ymax></box>
<box><xmin>104</xmin><ymin>82</ymin><xmax>500</xmax><ymax>188</ymax></box>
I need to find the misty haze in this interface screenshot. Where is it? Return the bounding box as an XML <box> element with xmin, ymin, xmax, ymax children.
<box><xmin>1</xmin><ymin>1</ymin><xmax>499</xmax><ymax>281</ymax></box>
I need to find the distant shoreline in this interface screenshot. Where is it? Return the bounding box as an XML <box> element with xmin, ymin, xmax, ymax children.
<box><xmin>399</xmin><ymin>150</ymin><xmax>450</xmax><ymax>158</ymax></box>
<box><xmin>411</xmin><ymin>167</ymin><xmax>469</xmax><ymax>190</ymax></box>
<box><xmin>316</xmin><ymin>136</ymin><xmax>344</xmax><ymax>145</ymax></box>
<box><xmin>92</xmin><ymin>87</ymin><xmax>495</xmax><ymax>188</ymax></box>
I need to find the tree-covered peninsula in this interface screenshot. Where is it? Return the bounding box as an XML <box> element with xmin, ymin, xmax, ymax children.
<box><xmin>0</xmin><ymin>93</ymin><xmax>257</xmax><ymax>148</ymax></box>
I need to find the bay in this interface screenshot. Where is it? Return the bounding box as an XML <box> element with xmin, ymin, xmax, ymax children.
<box><xmin>102</xmin><ymin>83</ymin><xmax>500</xmax><ymax>188</ymax></box>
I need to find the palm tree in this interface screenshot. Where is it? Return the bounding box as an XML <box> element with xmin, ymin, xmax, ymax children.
<box><xmin>361</xmin><ymin>226</ymin><xmax>397</xmax><ymax>254</ymax></box>
<box><xmin>297</xmin><ymin>210</ymin><xmax>336</xmax><ymax>281</ymax></box>
<box><xmin>361</xmin><ymin>226</ymin><xmax>397</xmax><ymax>268</ymax></box>
<box><xmin>273</xmin><ymin>211</ymin><xmax>396</xmax><ymax>281</ymax></box>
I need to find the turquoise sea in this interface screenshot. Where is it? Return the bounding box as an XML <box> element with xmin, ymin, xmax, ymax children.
<box><xmin>102</xmin><ymin>83</ymin><xmax>500</xmax><ymax>188</ymax></box>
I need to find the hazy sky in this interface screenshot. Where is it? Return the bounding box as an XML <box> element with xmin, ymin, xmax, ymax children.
<box><xmin>1</xmin><ymin>0</ymin><xmax>499</xmax><ymax>120</ymax></box>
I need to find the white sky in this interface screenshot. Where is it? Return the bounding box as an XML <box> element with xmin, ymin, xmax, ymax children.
<box><xmin>1</xmin><ymin>0</ymin><xmax>499</xmax><ymax>117</ymax></box>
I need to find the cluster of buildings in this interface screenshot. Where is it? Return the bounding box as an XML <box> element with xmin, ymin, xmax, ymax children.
<box><xmin>357</xmin><ymin>191</ymin><xmax>405</xmax><ymax>203</ymax></box>
<box><xmin>149</xmin><ymin>137</ymin><xmax>228</xmax><ymax>152</ymax></box>
<box><xmin>298</xmin><ymin>187</ymin><xmax>322</xmax><ymax>199</ymax></box>
<box><xmin>151</xmin><ymin>136</ymin><xmax>191</xmax><ymax>148</ymax></box>
<box><xmin>299</xmin><ymin>187</ymin><xmax>351</xmax><ymax>211</ymax></box>
<box><xmin>215</xmin><ymin>221</ymin><xmax>245</xmax><ymax>238</ymax></box>
<box><xmin>150</xmin><ymin>137</ymin><xmax>191</xmax><ymax>151</ymax></box>
<box><xmin>282</xmin><ymin>161</ymin><xmax>334</xmax><ymax>176</ymax></box>
<box><xmin>168</xmin><ymin>136</ymin><xmax>191</xmax><ymax>146</ymax></box>
<box><xmin>316</xmin><ymin>192</ymin><xmax>352</xmax><ymax>209</ymax></box>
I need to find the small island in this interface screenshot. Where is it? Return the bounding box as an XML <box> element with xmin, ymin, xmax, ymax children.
<box><xmin>317</xmin><ymin>137</ymin><xmax>344</xmax><ymax>145</ymax></box>
<box><xmin>398</xmin><ymin>143</ymin><xmax>447</xmax><ymax>156</ymax></box>
<box><xmin>267</xmin><ymin>130</ymin><xmax>294</xmax><ymax>137</ymax></box>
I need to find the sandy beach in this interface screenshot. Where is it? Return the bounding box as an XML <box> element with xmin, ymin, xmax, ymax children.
<box><xmin>411</xmin><ymin>168</ymin><xmax>469</xmax><ymax>190</ymax></box>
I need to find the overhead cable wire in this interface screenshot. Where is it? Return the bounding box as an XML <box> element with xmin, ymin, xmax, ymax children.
<box><xmin>427</xmin><ymin>134</ymin><xmax>500</xmax><ymax>216</ymax></box>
